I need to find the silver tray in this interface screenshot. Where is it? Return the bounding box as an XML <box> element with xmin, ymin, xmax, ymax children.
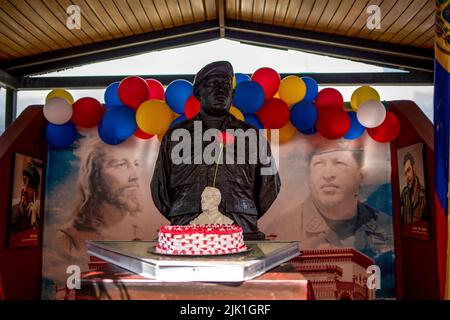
<box><xmin>87</xmin><ymin>240</ymin><xmax>300</xmax><ymax>282</ymax></box>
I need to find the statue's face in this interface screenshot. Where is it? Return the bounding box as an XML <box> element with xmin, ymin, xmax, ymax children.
<box><xmin>201</xmin><ymin>187</ymin><xmax>221</xmax><ymax>213</ymax></box>
<box><xmin>197</xmin><ymin>75</ymin><xmax>233</xmax><ymax>116</ymax></box>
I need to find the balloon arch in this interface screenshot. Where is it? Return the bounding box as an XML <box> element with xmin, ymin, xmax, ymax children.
<box><xmin>43</xmin><ymin>67</ymin><xmax>400</xmax><ymax>148</ymax></box>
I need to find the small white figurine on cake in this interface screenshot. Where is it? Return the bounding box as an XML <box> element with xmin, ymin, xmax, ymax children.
<box><xmin>190</xmin><ymin>187</ymin><xmax>233</xmax><ymax>226</ymax></box>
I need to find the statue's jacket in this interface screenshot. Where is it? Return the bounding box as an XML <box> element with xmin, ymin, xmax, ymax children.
<box><xmin>151</xmin><ymin>113</ymin><xmax>281</xmax><ymax>240</ymax></box>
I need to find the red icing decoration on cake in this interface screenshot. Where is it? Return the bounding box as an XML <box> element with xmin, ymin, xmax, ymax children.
<box><xmin>155</xmin><ymin>224</ymin><xmax>247</xmax><ymax>255</ymax></box>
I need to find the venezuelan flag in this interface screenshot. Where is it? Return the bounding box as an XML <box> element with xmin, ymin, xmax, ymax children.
<box><xmin>434</xmin><ymin>0</ymin><xmax>450</xmax><ymax>300</ymax></box>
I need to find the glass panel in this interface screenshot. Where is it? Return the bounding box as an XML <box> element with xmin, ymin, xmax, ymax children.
<box><xmin>33</xmin><ymin>39</ymin><xmax>404</xmax><ymax>77</ymax></box>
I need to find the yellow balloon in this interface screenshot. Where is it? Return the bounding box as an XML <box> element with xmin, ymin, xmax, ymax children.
<box><xmin>350</xmin><ymin>86</ymin><xmax>380</xmax><ymax>111</ymax></box>
<box><xmin>136</xmin><ymin>99</ymin><xmax>173</xmax><ymax>135</ymax></box>
<box><xmin>278</xmin><ymin>76</ymin><xmax>306</xmax><ymax>106</ymax></box>
<box><xmin>157</xmin><ymin>132</ymin><xmax>165</xmax><ymax>143</ymax></box>
<box><xmin>267</xmin><ymin>121</ymin><xmax>297</xmax><ymax>144</ymax></box>
<box><xmin>229</xmin><ymin>106</ymin><xmax>244</xmax><ymax>121</ymax></box>
<box><xmin>46</xmin><ymin>88</ymin><xmax>74</xmax><ymax>104</ymax></box>
<box><xmin>232</xmin><ymin>75</ymin><xmax>236</xmax><ymax>89</ymax></box>
<box><xmin>274</xmin><ymin>92</ymin><xmax>280</xmax><ymax>99</ymax></box>
<box><xmin>172</xmin><ymin>111</ymin><xmax>180</xmax><ymax>119</ymax></box>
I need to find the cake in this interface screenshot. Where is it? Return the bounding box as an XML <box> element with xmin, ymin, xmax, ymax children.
<box><xmin>155</xmin><ymin>224</ymin><xmax>247</xmax><ymax>255</ymax></box>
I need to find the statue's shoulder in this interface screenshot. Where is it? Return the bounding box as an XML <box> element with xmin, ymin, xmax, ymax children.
<box><xmin>227</xmin><ymin>114</ymin><xmax>254</xmax><ymax>130</ymax></box>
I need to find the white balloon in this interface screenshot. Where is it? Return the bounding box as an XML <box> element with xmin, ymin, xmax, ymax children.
<box><xmin>356</xmin><ymin>100</ymin><xmax>386</xmax><ymax>128</ymax></box>
<box><xmin>43</xmin><ymin>97</ymin><xmax>73</xmax><ymax>125</ymax></box>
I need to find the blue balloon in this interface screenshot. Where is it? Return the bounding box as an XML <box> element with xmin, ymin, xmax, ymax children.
<box><xmin>46</xmin><ymin>122</ymin><xmax>77</xmax><ymax>149</ymax></box>
<box><xmin>170</xmin><ymin>114</ymin><xmax>187</xmax><ymax>128</ymax></box>
<box><xmin>233</xmin><ymin>81</ymin><xmax>265</xmax><ymax>114</ymax></box>
<box><xmin>234</xmin><ymin>73</ymin><xmax>250</xmax><ymax>87</ymax></box>
<box><xmin>104</xmin><ymin>82</ymin><xmax>122</xmax><ymax>108</ymax></box>
<box><xmin>298</xmin><ymin>126</ymin><xmax>317</xmax><ymax>135</ymax></box>
<box><xmin>344</xmin><ymin>111</ymin><xmax>365</xmax><ymax>140</ymax></box>
<box><xmin>101</xmin><ymin>105</ymin><xmax>136</xmax><ymax>144</ymax></box>
<box><xmin>98</xmin><ymin>120</ymin><xmax>122</xmax><ymax>145</ymax></box>
<box><xmin>165</xmin><ymin>79</ymin><xmax>193</xmax><ymax>114</ymax></box>
<box><xmin>244</xmin><ymin>114</ymin><xmax>263</xmax><ymax>129</ymax></box>
<box><xmin>302</xmin><ymin>77</ymin><xmax>319</xmax><ymax>102</ymax></box>
<box><xmin>290</xmin><ymin>100</ymin><xmax>317</xmax><ymax>131</ymax></box>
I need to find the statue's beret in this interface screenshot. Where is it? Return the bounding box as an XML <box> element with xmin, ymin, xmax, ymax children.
<box><xmin>193</xmin><ymin>61</ymin><xmax>233</xmax><ymax>99</ymax></box>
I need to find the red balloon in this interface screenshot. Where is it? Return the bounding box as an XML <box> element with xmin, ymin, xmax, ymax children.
<box><xmin>184</xmin><ymin>95</ymin><xmax>200</xmax><ymax>119</ymax></box>
<box><xmin>315</xmin><ymin>88</ymin><xmax>344</xmax><ymax>110</ymax></box>
<box><xmin>118</xmin><ymin>76</ymin><xmax>149</xmax><ymax>110</ymax></box>
<box><xmin>71</xmin><ymin>97</ymin><xmax>105</xmax><ymax>128</ymax></box>
<box><xmin>316</xmin><ymin>107</ymin><xmax>350</xmax><ymax>139</ymax></box>
<box><xmin>145</xmin><ymin>79</ymin><xmax>165</xmax><ymax>100</ymax></box>
<box><xmin>367</xmin><ymin>111</ymin><xmax>400</xmax><ymax>143</ymax></box>
<box><xmin>134</xmin><ymin>127</ymin><xmax>154</xmax><ymax>140</ymax></box>
<box><xmin>251</xmin><ymin>67</ymin><xmax>280</xmax><ymax>99</ymax></box>
<box><xmin>257</xmin><ymin>98</ymin><xmax>290</xmax><ymax>129</ymax></box>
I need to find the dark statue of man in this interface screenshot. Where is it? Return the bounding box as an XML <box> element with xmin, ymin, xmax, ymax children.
<box><xmin>151</xmin><ymin>61</ymin><xmax>281</xmax><ymax>240</ymax></box>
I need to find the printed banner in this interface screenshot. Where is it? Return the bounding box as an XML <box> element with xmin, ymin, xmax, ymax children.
<box><xmin>42</xmin><ymin>129</ymin><xmax>395</xmax><ymax>299</ymax></box>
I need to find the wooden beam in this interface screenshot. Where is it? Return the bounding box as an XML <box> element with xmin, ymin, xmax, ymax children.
<box><xmin>17</xmin><ymin>72</ymin><xmax>433</xmax><ymax>90</ymax></box>
<box><xmin>0</xmin><ymin>69</ymin><xmax>17</xmax><ymax>90</ymax></box>
<box><xmin>225</xmin><ymin>20</ymin><xmax>434</xmax><ymax>72</ymax></box>
<box><xmin>0</xmin><ymin>22</ymin><xmax>220</xmax><ymax>77</ymax></box>
<box><xmin>217</xmin><ymin>0</ymin><xmax>226</xmax><ymax>37</ymax></box>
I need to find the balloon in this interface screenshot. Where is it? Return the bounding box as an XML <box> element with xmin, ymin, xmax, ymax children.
<box><xmin>356</xmin><ymin>100</ymin><xmax>386</xmax><ymax>128</ymax></box>
<box><xmin>344</xmin><ymin>111</ymin><xmax>366</xmax><ymax>140</ymax></box>
<box><xmin>315</xmin><ymin>88</ymin><xmax>344</xmax><ymax>110</ymax></box>
<box><xmin>101</xmin><ymin>106</ymin><xmax>136</xmax><ymax>143</ymax></box>
<box><xmin>157</xmin><ymin>133</ymin><xmax>165</xmax><ymax>143</ymax></box>
<box><xmin>165</xmin><ymin>79</ymin><xmax>193</xmax><ymax>114</ymax></box>
<box><xmin>367</xmin><ymin>111</ymin><xmax>400</xmax><ymax>143</ymax></box>
<box><xmin>233</xmin><ymin>81</ymin><xmax>265</xmax><ymax>113</ymax></box>
<box><xmin>251</xmin><ymin>67</ymin><xmax>280</xmax><ymax>99</ymax></box>
<box><xmin>172</xmin><ymin>111</ymin><xmax>180</xmax><ymax>119</ymax></box>
<box><xmin>290</xmin><ymin>100</ymin><xmax>317</xmax><ymax>131</ymax></box>
<box><xmin>46</xmin><ymin>88</ymin><xmax>74</xmax><ymax>104</ymax></box>
<box><xmin>118</xmin><ymin>76</ymin><xmax>149</xmax><ymax>110</ymax></box>
<box><xmin>257</xmin><ymin>98</ymin><xmax>290</xmax><ymax>129</ymax></box>
<box><xmin>316</xmin><ymin>107</ymin><xmax>350</xmax><ymax>139</ymax></box>
<box><xmin>44</xmin><ymin>97</ymin><xmax>73</xmax><ymax>125</ymax></box>
<box><xmin>279</xmin><ymin>121</ymin><xmax>297</xmax><ymax>144</ymax></box>
<box><xmin>302</xmin><ymin>77</ymin><xmax>319</xmax><ymax>102</ymax></box>
<box><xmin>244</xmin><ymin>114</ymin><xmax>263</xmax><ymax>129</ymax></box>
<box><xmin>278</xmin><ymin>75</ymin><xmax>306</xmax><ymax>105</ymax></box>
<box><xmin>136</xmin><ymin>99</ymin><xmax>173</xmax><ymax>134</ymax></box>
<box><xmin>46</xmin><ymin>122</ymin><xmax>77</xmax><ymax>149</ymax></box>
<box><xmin>232</xmin><ymin>73</ymin><xmax>250</xmax><ymax>88</ymax></box>
<box><xmin>145</xmin><ymin>79</ymin><xmax>165</xmax><ymax>100</ymax></box>
<box><xmin>134</xmin><ymin>127</ymin><xmax>154</xmax><ymax>140</ymax></box>
<box><xmin>98</xmin><ymin>120</ymin><xmax>123</xmax><ymax>145</ymax></box>
<box><xmin>104</xmin><ymin>82</ymin><xmax>122</xmax><ymax>108</ymax></box>
<box><xmin>351</xmin><ymin>86</ymin><xmax>380</xmax><ymax>111</ymax></box>
<box><xmin>298</xmin><ymin>126</ymin><xmax>317</xmax><ymax>135</ymax></box>
<box><xmin>267</xmin><ymin>121</ymin><xmax>297</xmax><ymax>144</ymax></box>
<box><xmin>184</xmin><ymin>95</ymin><xmax>200</xmax><ymax>119</ymax></box>
<box><xmin>170</xmin><ymin>114</ymin><xmax>187</xmax><ymax>128</ymax></box>
<box><xmin>71</xmin><ymin>97</ymin><xmax>105</xmax><ymax>128</ymax></box>
<box><xmin>229</xmin><ymin>106</ymin><xmax>244</xmax><ymax>121</ymax></box>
